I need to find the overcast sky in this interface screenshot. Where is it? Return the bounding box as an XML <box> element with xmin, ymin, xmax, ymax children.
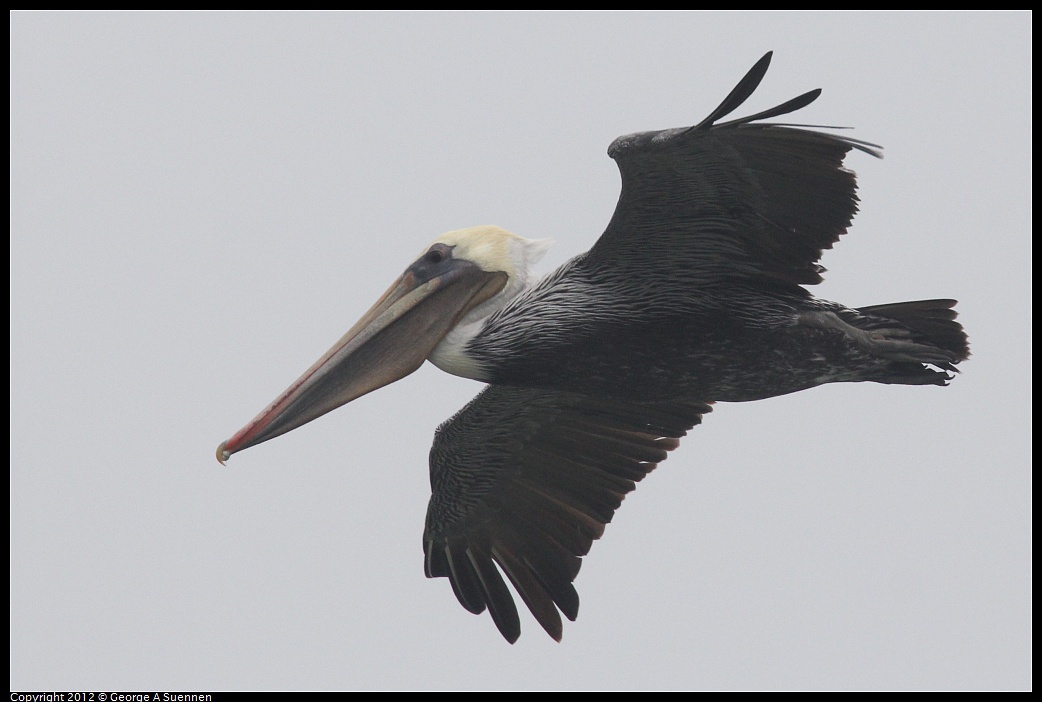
<box><xmin>11</xmin><ymin>11</ymin><xmax>1031</xmax><ymax>691</ymax></box>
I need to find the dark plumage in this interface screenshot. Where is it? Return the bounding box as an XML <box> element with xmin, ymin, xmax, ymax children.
<box><xmin>425</xmin><ymin>388</ymin><xmax>711</xmax><ymax>641</ymax></box>
<box><xmin>218</xmin><ymin>52</ymin><xmax>968</xmax><ymax>644</ymax></box>
<box><xmin>421</xmin><ymin>53</ymin><xmax>967</xmax><ymax>642</ymax></box>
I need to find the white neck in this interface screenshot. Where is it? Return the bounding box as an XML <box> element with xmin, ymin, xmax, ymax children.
<box><xmin>427</xmin><ymin>319</ymin><xmax>489</xmax><ymax>381</ymax></box>
<box><xmin>424</xmin><ymin>226</ymin><xmax>554</xmax><ymax>381</ymax></box>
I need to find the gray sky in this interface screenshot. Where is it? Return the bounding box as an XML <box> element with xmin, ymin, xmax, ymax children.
<box><xmin>10</xmin><ymin>11</ymin><xmax>1031</xmax><ymax>691</ymax></box>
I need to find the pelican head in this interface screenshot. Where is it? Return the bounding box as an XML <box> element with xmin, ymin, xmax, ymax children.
<box><xmin>217</xmin><ymin>225</ymin><xmax>551</xmax><ymax>463</ymax></box>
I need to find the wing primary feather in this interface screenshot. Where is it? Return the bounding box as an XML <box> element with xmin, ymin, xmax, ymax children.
<box><xmin>520</xmin><ymin>552</ymin><xmax>581</xmax><ymax>621</ymax></box>
<box><xmin>715</xmin><ymin>88</ymin><xmax>821</xmax><ymax>128</ymax></box>
<box><xmin>423</xmin><ymin>540</ymin><xmax>449</xmax><ymax>578</ymax></box>
<box><xmin>465</xmin><ymin>547</ymin><xmax>522</xmax><ymax>643</ymax></box>
<box><xmin>692</xmin><ymin>51</ymin><xmax>774</xmax><ymax>130</ymax></box>
<box><xmin>444</xmin><ymin>545</ymin><xmax>488</xmax><ymax>615</ymax></box>
<box><xmin>489</xmin><ymin>545</ymin><xmax>565</xmax><ymax>641</ymax></box>
<box><xmin>495</xmin><ymin>531</ymin><xmax>582</xmax><ymax>620</ymax></box>
<box><xmin>754</xmin><ymin>124</ymin><xmax>883</xmax><ymax>157</ymax></box>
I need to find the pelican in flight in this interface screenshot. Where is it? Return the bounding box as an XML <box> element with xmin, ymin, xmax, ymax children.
<box><xmin>217</xmin><ymin>53</ymin><xmax>968</xmax><ymax>643</ymax></box>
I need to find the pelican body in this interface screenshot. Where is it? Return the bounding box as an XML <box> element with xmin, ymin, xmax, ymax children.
<box><xmin>218</xmin><ymin>53</ymin><xmax>969</xmax><ymax>643</ymax></box>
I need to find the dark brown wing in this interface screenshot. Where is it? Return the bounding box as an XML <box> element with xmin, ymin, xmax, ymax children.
<box><xmin>588</xmin><ymin>51</ymin><xmax>882</xmax><ymax>292</ymax></box>
<box><xmin>422</xmin><ymin>385</ymin><xmax>710</xmax><ymax>642</ymax></box>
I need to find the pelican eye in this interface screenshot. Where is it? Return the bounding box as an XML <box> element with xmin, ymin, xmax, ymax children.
<box><xmin>425</xmin><ymin>246</ymin><xmax>449</xmax><ymax>264</ymax></box>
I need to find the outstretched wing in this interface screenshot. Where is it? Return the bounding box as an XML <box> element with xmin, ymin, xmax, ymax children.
<box><xmin>423</xmin><ymin>385</ymin><xmax>710</xmax><ymax>643</ymax></box>
<box><xmin>587</xmin><ymin>51</ymin><xmax>882</xmax><ymax>291</ymax></box>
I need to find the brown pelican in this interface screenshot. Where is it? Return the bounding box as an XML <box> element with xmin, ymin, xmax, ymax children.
<box><xmin>217</xmin><ymin>52</ymin><xmax>969</xmax><ymax>643</ymax></box>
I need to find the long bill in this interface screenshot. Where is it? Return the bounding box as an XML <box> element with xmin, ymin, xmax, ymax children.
<box><xmin>217</xmin><ymin>261</ymin><xmax>507</xmax><ymax>463</ymax></box>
